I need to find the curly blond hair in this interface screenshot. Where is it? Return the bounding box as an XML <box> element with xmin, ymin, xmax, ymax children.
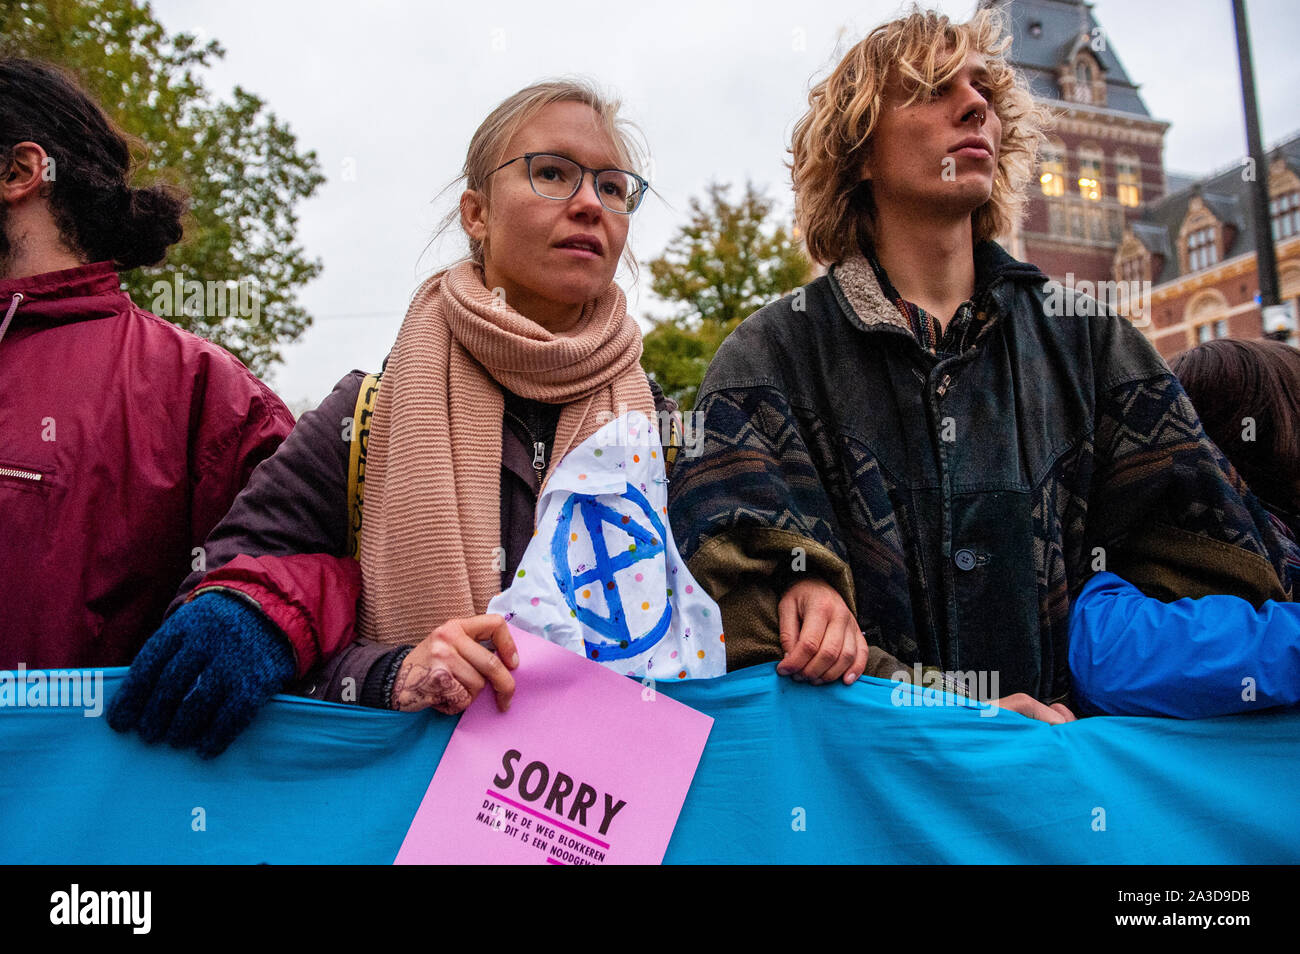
<box><xmin>790</xmin><ymin>5</ymin><xmax>1047</xmax><ymax>265</ymax></box>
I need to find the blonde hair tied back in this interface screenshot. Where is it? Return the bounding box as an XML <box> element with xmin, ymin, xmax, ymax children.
<box><xmin>432</xmin><ymin>77</ymin><xmax>649</xmax><ymax>279</ymax></box>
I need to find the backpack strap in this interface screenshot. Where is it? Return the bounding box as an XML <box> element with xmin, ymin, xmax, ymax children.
<box><xmin>664</xmin><ymin>408</ymin><xmax>684</xmax><ymax>470</ymax></box>
<box><xmin>346</xmin><ymin>373</ymin><xmax>382</xmax><ymax>559</ymax></box>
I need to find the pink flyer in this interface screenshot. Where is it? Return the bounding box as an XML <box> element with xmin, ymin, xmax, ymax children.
<box><xmin>395</xmin><ymin>626</ymin><xmax>714</xmax><ymax>865</ymax></box>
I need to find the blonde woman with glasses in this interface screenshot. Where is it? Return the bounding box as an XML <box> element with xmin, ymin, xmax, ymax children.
<box><xmin>110</xmin><ymin>79</ymin><xmax>677</xmax><ymax>757</ymax></box>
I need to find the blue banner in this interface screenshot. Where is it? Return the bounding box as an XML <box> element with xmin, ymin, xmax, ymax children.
<box><xmin>2</xmin><ymin>665</ymin><xmax>1297</xmax><ymax>863</ymax></box>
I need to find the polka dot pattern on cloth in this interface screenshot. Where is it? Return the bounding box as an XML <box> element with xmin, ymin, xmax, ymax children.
<box><xmin>486</xmin><ymin>411</ymin><xmax>725</xmax><ymax>680</ymax></box>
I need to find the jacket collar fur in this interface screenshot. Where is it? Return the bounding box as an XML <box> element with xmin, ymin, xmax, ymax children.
<box><xmin>828</xmin><ymin>240</ymin><xmax>1047</xmax><ymax>338</ymax></box>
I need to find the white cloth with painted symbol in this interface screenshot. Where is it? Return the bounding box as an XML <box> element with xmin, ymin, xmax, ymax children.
<box><xmin>487</xmin><ymin>411</ymin><xmax>725</xmax><ymax>680</ymax></box>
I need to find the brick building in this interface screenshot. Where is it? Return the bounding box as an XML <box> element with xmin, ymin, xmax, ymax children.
<box><xmin>1117</xmin><ymin>138</ymin><xmax>1300</xmax><ymax>358</ymax></box>
<box><xmin>990</xmin><ymin>0</ymin><xmax>1300</xmax><ymax>358</ymax></box>
<box><xmin>989</xmin><ymin>0</ymin><xmax>1168</xmax><ymax>282</ymax></box>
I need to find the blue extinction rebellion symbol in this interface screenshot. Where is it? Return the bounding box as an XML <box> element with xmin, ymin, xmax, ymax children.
<box><xmin>550</xmin><ymin>484</ymin><xmax>671</xmax><ymax>661</ymax></box>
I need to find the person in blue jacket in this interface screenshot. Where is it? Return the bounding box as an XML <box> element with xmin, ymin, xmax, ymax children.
<box><xmin>1070</xmin><ymin>338</ymin><xmax>1300</xmax><ymax>717</ymax></box>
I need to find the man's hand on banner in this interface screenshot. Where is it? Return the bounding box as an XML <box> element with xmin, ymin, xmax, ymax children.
<box><xmin>992</xmin><ymin>693</ymin><xmax>1077</xmax><ymax>724</ymax></box>
<box><xmin>776</xmin><ymin>578</ymin><xmax>870</xmax><ymax>686</ymax></box>
<box><xmin>106</xmin><ymin>591</ymin><xmax>295</xmax><ymax>758</ymax></box>
<box><xmin>392</xmin><ymin>614</ymin><xmax>519</xmax><ymax>715</ymax></box>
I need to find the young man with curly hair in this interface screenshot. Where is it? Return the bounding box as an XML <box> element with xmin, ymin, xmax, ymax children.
<box><xmin>669</xmin><ymin>7</ymin><xmax>1296</xmax><ymax>721</ymax></box>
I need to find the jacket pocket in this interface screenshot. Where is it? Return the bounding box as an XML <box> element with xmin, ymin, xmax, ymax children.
<box><xmin>0</xmin><ymin>461</ymin><xmax>57</xmax><ymax>583</ymax></box>
<box><xmin>0</xmin><ymin>460</ymin><xmax>51</xmax><ymax>496</ymax></box>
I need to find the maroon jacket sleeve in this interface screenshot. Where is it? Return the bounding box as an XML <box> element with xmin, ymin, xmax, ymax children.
<box><xmin>173</xmin><ymin>371</ymin><xmax>368</xmax><ymax>679</ymax></box>
<box><xmin>189</xmin><ymin>553</ymin><xmax>362</xmax><ymax>677</ymax></box>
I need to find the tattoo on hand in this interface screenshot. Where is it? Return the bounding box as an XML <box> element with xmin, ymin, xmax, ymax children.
<box><xmin>394</xmin><ymin>663</ymin><xmax>472</xmax><ymax>714</ymax></box>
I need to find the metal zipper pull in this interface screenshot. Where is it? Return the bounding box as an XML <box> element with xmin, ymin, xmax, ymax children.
<box><xmin>532</xmin><ymin>441</ymin><xmax>546</xmax><ymax>473</ymax></box>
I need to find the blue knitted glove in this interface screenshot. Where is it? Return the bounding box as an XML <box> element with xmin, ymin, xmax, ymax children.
<box><xmin>107</xmin><ymin>591</ymin><xmax>296</xmax><ymax>759</ymax></box>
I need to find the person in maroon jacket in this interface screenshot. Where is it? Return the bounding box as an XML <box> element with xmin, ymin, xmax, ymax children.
<box><xmin>110</xmin><ymin>79</ymin><xmax>674</xmax><ymax>757</ymax></box>
<box><xmin>0</xmin><ymin>59</ymin><xmax>294</xmax><ymax>669</ymax></box>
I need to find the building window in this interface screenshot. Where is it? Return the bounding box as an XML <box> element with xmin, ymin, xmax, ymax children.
<box><xmin>1196</xmin><ymin>319</ymin><xmax>1229</xmax><ymax>343</ymax></box>
<box><xmin>1078</xmin><ymin>152</ymin><xmax>1102</xmax><ymax>201</ymax></box>
<box><xmin>1085</xmin><ymin>206</ymin><xmax>1108</xmax><ymax>241</ymax></box>
<box><xmin>1119</xmin><ymin>254</ymin><xmax>1144</xmax><ymax>284</ymax></box>
<box><xmin>1048</xmin><ymin>203</ymin><xmax>1063</xmax><ymax>235</ymax></box>
<box><xmin>1187</xmin><ymin>227</ymin><xmax>1218</xmax><ymax>271</ymax></box>
<box><xmin>1040</xmin><ymin>149</ymin><xmax>1065</xmax><ymax>197</ymax></box>
<box><xmin>1271</xmin><ymin>191</ymin><xmax>1300</xmax><ymax>239</ymax></box>
<box><xmin>1116</xmin><ymin>156</ymin><xmax>1140</xmax><ymax>207</ymax></box>
<box><xmin>1073</xmin><ymin>61</ymin><xmax>1094</xmax><ymax>103</ymax></box>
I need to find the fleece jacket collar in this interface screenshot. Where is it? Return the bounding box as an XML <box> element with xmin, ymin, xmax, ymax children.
<box><xmin>829</xmin><ymin>239</ymin><xmax>1046</xmax><ymax>337</ymax></box>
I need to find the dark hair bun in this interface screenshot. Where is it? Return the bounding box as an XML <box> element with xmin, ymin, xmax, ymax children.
<box><xmin>0</xmin><ymin>58</ymin><xmax>191</xmax><ymax>270</ymax></box>
<box><xmin>112</xmin><ymin>184</ymin><xmax>187</xmax><ymax>269</ymax></box>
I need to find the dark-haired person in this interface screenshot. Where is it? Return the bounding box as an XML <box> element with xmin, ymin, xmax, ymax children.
<box><xmin>1069</xmin><ymin>338</ymin><xmax>1300</xmax><ymax>718</ymax></box>
<box><xmin>0</xmin><ymin>58</ymin><xmax>294</xmax><ymax>670</ymax></box>
<box><xmin>668</xmin><ymin>7</ymin><xmax>1296</xmax><ymax>723</ymax></box>
<box><xmin>1175</xmin><ymin>339</ymin><xmax>1300</xmax><ymax>548</ymax></box>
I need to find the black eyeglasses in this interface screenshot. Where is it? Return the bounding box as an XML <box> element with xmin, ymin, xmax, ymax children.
<box><xmin>486</xmin><ymin>152</ymin><xmax>648</xmax><ymax>214</ymax></box>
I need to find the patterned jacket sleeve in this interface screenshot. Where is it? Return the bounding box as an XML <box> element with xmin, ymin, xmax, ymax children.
<box><xmin>1087</xmin><ymin>371</ymin><xmax>1295</xmax><ymax>606</ymax></box>
<box><xmin>668</xmin><ymin>322</ymin><xmax>904</xmax><ymax>678</ymax></box>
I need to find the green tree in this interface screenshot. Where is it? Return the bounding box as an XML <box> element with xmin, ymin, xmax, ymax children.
<box><xmin>1</xmin><ymin>0</ymin><xmax>324</xmax><ymax>376</ymax></box>
<box><xmin>642</xmin><ymin>181</ymin><xmax>811</xmax><ymax>409</ymax></box>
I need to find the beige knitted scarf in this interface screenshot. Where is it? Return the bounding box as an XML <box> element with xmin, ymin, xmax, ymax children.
<box><xmin>356</xmin><ymin>261</ymin><xmax>655</xmax><ymax>645</ymax></box>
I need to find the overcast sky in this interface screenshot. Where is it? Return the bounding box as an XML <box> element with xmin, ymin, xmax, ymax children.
<box><xmin>150</xmin><ymin>0</ymin><xmax>1300</xmax><ymax>408</ymax></box>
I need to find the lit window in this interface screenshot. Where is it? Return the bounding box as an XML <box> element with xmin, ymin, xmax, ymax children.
<box><xmin>1117</xmin><ymin>157</ymin><xmax>1140</xmax><ymax>207</ymax></box>
<box><xmin>1040</xmin><ymin>151</ymin><xmax>1065</xmax><ymax>197</ymax></box>
<box><xmin>1079</xmin><ymin>153</ymin><xmax>1102</xmax><ymax>201</ymax></box>
<box><xmin>1197</xmin><ymin>323</ymin><xmax>1213</xmax><ymax>344</ymax></box>
<box><xmin>1214</xmin><ymin>319</ymin><xmax>1228</xmax><ymax>338</ymax></box>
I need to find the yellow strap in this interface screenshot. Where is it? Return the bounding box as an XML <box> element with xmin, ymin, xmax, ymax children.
<box><xmin>664</xmin><ymin>408</ymin><xmax>683</xmax><ymax>470</ymax></box>
<box><xmin>346</xmin><ymin>373</ymin><xmax>381</xmax><ymax>560</ymax></box>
